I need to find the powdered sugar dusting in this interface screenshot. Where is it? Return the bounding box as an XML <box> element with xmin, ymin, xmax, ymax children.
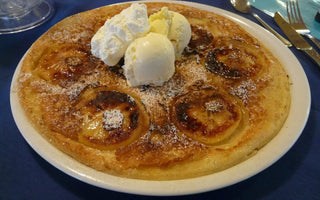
<box><xmin>103</xmin><ymin>109</ymin><xmax>123</xmax><ymax>130</ymax></box>
<box><xmin>205</xmin><ymin>100</ymin><xmax>223</xmax><ymax>112</ymax></box>
<box><xmin>229</xmin><ymin>79</ymin><xmax>256</xmax><ymax>104</ymax></box>
<box><xmin>49</xmin><ymin>29</ymin><xmax>93</xmax><ymax>44</ymax></box>
<box><xmin>139</xmin><ymin>123</ymin><xmax>205</xmax><ymax>150</ymax></box>
<box><xmin>18</xmin><ymin>73</ymin><xmax>32</xmax><ymax>83</ymax></box>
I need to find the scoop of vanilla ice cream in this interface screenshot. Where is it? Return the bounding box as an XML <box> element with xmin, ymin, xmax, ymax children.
<box><xmin>168</xmin><ymin>11</ymin><xmax>191</xmax><ymax>58</ymax></box>
<box><xmin>123</xmin><ymin>33</ymin><xmax>175</xmax><ymax>87</ymax></box>
<box><xmin>91</xmin><ymin>3</ymin><xmax>150</xmax><ymax>66</ymax></box>
<box><xmin>149</xmin><ymin>7</ymin><xmax>191</xmax><ymax>58</ymax></box>
<box><xmin>148</xmin><ymin>7</ymin><xmax>172</xmax><ymax>35</ymax></box>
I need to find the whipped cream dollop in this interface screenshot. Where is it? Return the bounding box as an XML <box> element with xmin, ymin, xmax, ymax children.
<box><xmin>91</xmin><ymin>3</ymin><xmax>150</xmax><ymax>66</ymax></box>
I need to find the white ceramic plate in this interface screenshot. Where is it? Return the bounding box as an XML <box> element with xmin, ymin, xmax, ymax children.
<box><xmin>10</xmin><ymin>1</ymin><xmax>310</xmax><ymax>196</ymax></box>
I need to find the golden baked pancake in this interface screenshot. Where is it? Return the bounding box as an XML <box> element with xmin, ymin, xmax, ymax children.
<box><xmin>17</xmin><ymin>2</ymin><xmax>290</xmax><ymax>180</ymax></box>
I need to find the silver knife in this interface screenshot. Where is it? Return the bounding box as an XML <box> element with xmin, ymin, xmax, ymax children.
<box><xmin>274</xmin><ymin>12</ymin><xmax>320</xmax><ymax>67</ymax></box>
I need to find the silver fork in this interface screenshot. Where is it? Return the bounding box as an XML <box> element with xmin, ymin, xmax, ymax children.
<box><xmin>286</xmin><ymin>0</ymin><xmax>320</xmax><ymax>50</ymax></box>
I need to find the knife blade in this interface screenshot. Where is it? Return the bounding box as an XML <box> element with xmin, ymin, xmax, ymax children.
<box><xmin>274</xmin><ymin>12</ymin><xmax>320</xmax><ymax>67</ymax></box>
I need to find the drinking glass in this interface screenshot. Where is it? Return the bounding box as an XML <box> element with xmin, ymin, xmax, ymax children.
<box><xmin>0</xmin><ymin>0</ymin><xmax>54</xmax><ymax>34</ymax></box>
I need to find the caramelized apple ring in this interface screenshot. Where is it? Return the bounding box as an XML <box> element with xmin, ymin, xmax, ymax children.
<box><xmin>170</xmin><ymin>88</ymin><xmax>248</xmax><ymax>145</ymax></box>
<box><xmin>32</xmin><ymin>43</ymin><xmax>100</xmax><ymax>87</ymax></box>
<box><xmin>205</xmin><ymin>37</ymin><xmax>269</xmax><ymax>79</ymax></box>
<box><xmin>185</xmin><ymin>25</ymin><xmax>214</xmax><ymax>54</ymax></box>
<box><xmin>75</xmin><ymin>87</ymin><xmax>149</xmax><ymax>150</ymax></box>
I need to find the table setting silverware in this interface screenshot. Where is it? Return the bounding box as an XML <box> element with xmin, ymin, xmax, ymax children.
<box><xmin>230</xmin><ymin>0</ymin><xmax>292</xmax><ymax>47</ymax></box>
<box><xmin>274</xmin><ymin>11</ymin><xmax>320</xmax><ymax>67</ymax></box>
<box><xmin>286</xmin><ymin>0</ymin><xmax>320</xmax><ymax>50</ymax></box>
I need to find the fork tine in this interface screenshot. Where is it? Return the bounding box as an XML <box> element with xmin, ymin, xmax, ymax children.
<box><xmin>286</xmin><ymin>1</ymin><xmax>292</xmax><ymax>23</ymax></box>
<box><xmin>288</xmin><ymin>0</ymin><xmax>306</xmax><ymax>24</ymax></box>
<box><xmin>292</xmin><ymin>1</ymin><xmax>300</xmax><ymax>23</ymax></box>
<box><xmin>295</xmin><ymin>0</ymin><xmax>305</xmax><ymax>24</ymax></box>
<box><xmin>287</xmin><ymin>1</ymin><xmax>296</xmax><ymax>24</ymax></box>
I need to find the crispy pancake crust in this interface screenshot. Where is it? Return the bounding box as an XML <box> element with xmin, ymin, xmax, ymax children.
<box><xmin>17</xmin><ymin>2</ymin><xmax>290</xmax><ymax>180</ymax></box>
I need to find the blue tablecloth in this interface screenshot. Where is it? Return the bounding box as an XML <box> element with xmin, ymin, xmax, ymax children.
<box><xmin>1</xmin><ymin>0</ymin><xmax>319</xmax><ymax>199</ymax></box>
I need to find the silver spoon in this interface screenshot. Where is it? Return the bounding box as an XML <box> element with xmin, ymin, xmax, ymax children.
<box><xmin>230</xmin><ymin>0</ymin><xmax>292</xmax><ymax>47</ymax></box>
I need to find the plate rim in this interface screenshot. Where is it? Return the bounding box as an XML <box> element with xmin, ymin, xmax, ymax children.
<box><xmin>10</xmin><ymin>0</ymin><xmax>311</xmax><ymax>196</ymax></box>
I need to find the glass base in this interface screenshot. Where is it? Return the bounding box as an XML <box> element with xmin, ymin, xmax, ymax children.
<box><xmin>0</xmin><ymin>0</ymin><xmax>54</xmax><ymax>34</ymax></box>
